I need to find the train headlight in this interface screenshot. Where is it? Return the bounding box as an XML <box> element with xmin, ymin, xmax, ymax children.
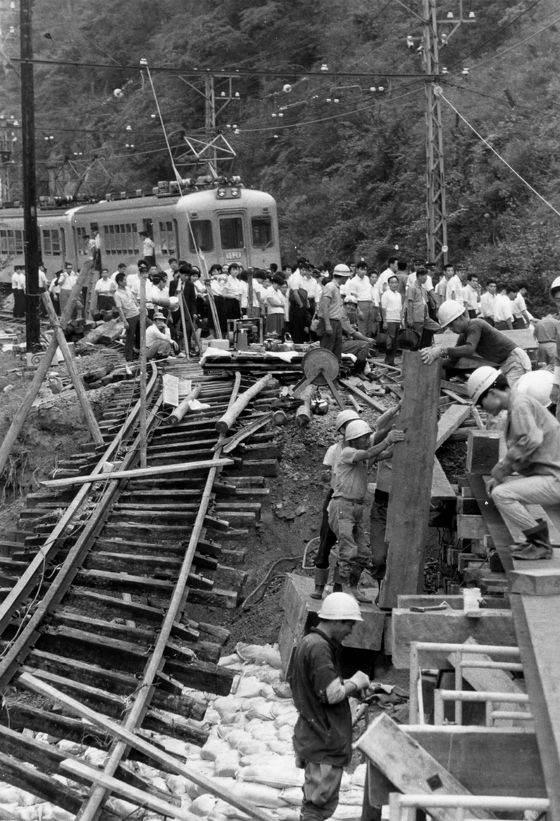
<box><xmin>217</xmin><ymin>188</ymin><xmax>227</xmax><ymax>198</ymax></box>
<box><xmin>230</xmin><ymin>187</ymin><xmax>240</xmax><ymax>197</ymax></box>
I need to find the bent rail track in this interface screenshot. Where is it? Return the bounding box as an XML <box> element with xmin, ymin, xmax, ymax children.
<box><xmin>0</xmin><ymin>359</ymin><xmax>280</xmax><ymax>819</ymax></box>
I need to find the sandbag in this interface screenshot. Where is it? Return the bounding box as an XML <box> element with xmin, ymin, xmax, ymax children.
<box><xmin>351</xmin><ymin>763</ymin><xmax>367</xmax><ymax>787</ymax></box>
<box><xmin>234</xmin><ymin>676</ymin><xmax>264</xmax><ymax>699</ymax></box>
<box><xmin>236</xmin><ymin>643</ymin><xmax>282</xmax><ymax>669</ymax></box>
<box><xmin>201</xmin><ymin>736</ymin><xmax>231</xmax><ymax>761</ymax></box>
<box><xmin>238</xmin><ymin>764</ymin><xmax>304</xmax><ymax>789</ymax></box>
<box><xmin>331</xmin><ymin>805</ymin><xmax>364</xmax><ymax>819</ymax></box>
<box><xmin>166</xmin><ymin>775</ymin><xmax>190</xmax><ymax>796</ymax></box>
<box><xmin>338</xmin><ymin>789</ymin><xmax>365</xmax><ymax>805</ymax></box>
<box><xmin>215</xmin><ymin>750</ymin><xmax>241</xmax><ymax>778</ymax></box>
<box><xmin>191</xmin><ymin>794</ymin><xmax>219</xmax><ymax>817</ymax></box>
<box><xmin>214</xmin><ymin>696</ymin><xmax>244</xmax><ymax>720</ymax></box>
<box><xmin>280</xmin><ymin>787</ymin><xmax>303</xmax><ymax>807</ymax></box>
<box><xmin>247</xmin><ymin>702</ymin><xmax>275</xmax><ymax>721</ymax></box>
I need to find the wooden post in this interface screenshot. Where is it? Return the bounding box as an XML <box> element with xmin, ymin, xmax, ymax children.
<box><xmin>247</xmin><ymin>270</ymin><xmax>255</xmax><ymax>318</ymax></box>
<box><xmin>215</xmin><ymin>374</ymin><xmax>275</xmax><ymax>435</ymax></box>
<box><xmin>168</xmin><ymin>385</ymin><xmax>202</xmax><ymax>425</ymax></box>
<box><xmin>378</xmin><ymin>352</ymin><xmax>442</xmax><ymax>609</ymax></box>
<box><xmin>139</xmin><ymin>271</ymin><xmax>148</xmax><ymax>469</ymax></box>
<box><xmin>0</xmin><ymin>280</ymin><xmax>88</xmax><ymax>479</ymax></box>
<box><xmin>41</xmin><ymin>294</ymin><xmax>103</xmax><ymax>445</ymax></box>
<box><xmin>295</xmin><ymin>385</ymin><xmax>314</xmax><ymax>427</ymax></box>
<box><xmin>178</xmin><ymin>291</ymin><xmax>190</xmax><ymax>359</ymax></box>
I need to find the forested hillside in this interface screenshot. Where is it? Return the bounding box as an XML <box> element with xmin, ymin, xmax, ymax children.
<box><xmin>1</xmin><ymin>0</ymin><xmax>560</xmax><ymax>299</ymax></box>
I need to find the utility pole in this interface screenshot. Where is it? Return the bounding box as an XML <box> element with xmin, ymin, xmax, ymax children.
<box><xmin>204</xmin><ymin>74</ymin><xmax>218</xmax><ymax>175</ymax></box>
<box><xmin>20</xmin><ymin>0</ymin><xmax>41</xmax><ymax>351</ymax></box>
<box><xmin>422</xmin><ymin>0</ymin><xmax>448</xmax><ymax>265</ymax></box>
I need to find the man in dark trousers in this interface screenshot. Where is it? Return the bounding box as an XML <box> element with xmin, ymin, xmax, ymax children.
<box><xmin>288</xmin><ymin>592</ymin><xmax>370</xmax><ymax>821</ymax></box>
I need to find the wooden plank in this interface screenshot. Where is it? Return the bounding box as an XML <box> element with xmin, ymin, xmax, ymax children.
<box><xmin>379</xmin><ymin>353</ymin><xmax>442</xmax><ymax>608</ymax></box>
<box><xmin>19</xmin><ymin>672</ymin><xmax>277</xmax><ymax>821</ymax></box>
<box><xmin>40</xmin><ymin>458</ymin><xmax>234</xmax><ymax>488</ymax></box>
<box><xmin>509</xmin><ymin>569</ymin><xmax>560</xmax><ymax>596</ymax></box>
<box><xmin>436</xmin><ymin>405</ymin><xmax>471</xmax><ymax>449</ymax></box>
<box><xmin>431</xmin><ymin>457</ymin><xmax>455</xmax><ymax>499</ymax></box>
<box><xmin>355</xmin><ymin>713</ymin><xmax>493</xmax><ymax>821</ymax></box>
<box><xmin>339</xmin><ymin>378</ymin><xmax>387</xmax><ymax>412</ymax></box>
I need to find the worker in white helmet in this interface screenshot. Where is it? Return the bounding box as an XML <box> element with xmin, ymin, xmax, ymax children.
<box><xmin>287</xmin><ymin>592</ymin><xmax>370</xmax><ymax>821</ymax></box>
<box><xmin>467</xmin><ymin>365</ymin><xmax>560</xmax><ymax>560</ymax></box>
<box><xmin>420</xmin><ymin>300</ymin><xmax>531</xmax><ymax>386</ymax></box>
<box><xmin>328</xmin><ymin>419</ymin><xmax>404</xmax><ymax>601</ymax></box>
<box><xmin>316</xmin><ymin>264</ymin><xmax>352</xmax><ymax>361</ymax></box>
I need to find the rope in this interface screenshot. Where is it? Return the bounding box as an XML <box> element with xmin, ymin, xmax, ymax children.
<box><xmin>438</xmin><ymin>91</ymin><xmax>560</xmax><ymax>220</ymax></box>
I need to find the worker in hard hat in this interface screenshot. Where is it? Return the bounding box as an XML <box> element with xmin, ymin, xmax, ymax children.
<box><xmin>316</xmin><ymin>264</ymin><xmax>353</xmax><ymax>361</ymax></box>
<box><xmin>287</xmin><ymin>592</ymin><xmax>370</xmax><ymax>821</ymax></box>
<box><xmin>420</xmin><ymin>300</ymin><xmax>531</xmax><ymax>386</ymax></box>
<box><xmin>328</xmin><ymin>419</ymin><xmax>404</xmax><ymax>601</ymax></box>
<box><xmin>467</xmin><ymin>365</ymin><xmax>560</xmax><ymax>560</ymax></box>
<box><xmin>517</xmin><ymin>370</ymin><xmax>555</xmax><ymax>411</ymax></box>
<box><xmin>311</xmin><ymin>405</ymin><xmax>402</xmax><ymax>600</ymax></box>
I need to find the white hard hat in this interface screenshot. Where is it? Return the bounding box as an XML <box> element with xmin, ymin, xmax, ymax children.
<box><xmin>333</xmin><ymin>263</ymin><xmax>352</xmax><ymax>277</ymax></box>
<box><xmin>466</xmin><ymin>366</ymin><xmax>500</xmax><ymax>404</ymax></box>
<box><xmin>550</xmin><ymin>276</ymin><xmax>560</xmax><ymax>296</ymax></box>
<box><xmin>317</xmin><ymin>592</ymin><xmax>364</xmax><ymax>621</ymax></box>
<box><xmin>516</xmin><ymin>370</ymin><xmax>554</xmax><ymax>407</ymax></box>
<box><xmin>168</xmin><ymin>296</ymin><xmax>179</xmax><ymax>309</ymax></box>
<box><xmin>345</xmin><ymin>419</ymin><xmax>373</xmax><ymax>441</ymax></box>
<box><xmin>335</xmin><ymin>409</ymin><xmax>361</xmax><ymax>431</ymax></box>
<box><xmin>437</xmin><ymin>300</ymin><xmax>466</xmax><ymax>329</ymax></box>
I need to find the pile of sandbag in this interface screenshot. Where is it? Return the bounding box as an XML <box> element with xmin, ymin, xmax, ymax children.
<box><xmin>0</xmin><ymin>643</ymin><xmax>365</xmax><ymax>821</ymax></box>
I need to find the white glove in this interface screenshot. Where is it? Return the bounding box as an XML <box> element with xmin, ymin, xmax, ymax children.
<box><xmin>348</xmin><ymin>671</ymin><xmax>370</xmax><ymax>691</ymax></box>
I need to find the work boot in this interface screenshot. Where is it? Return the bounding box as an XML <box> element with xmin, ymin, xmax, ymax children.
<box><xmin>310</xmin><ymin>567</ymin><xmax>330</xmax><ymax>600</ymax></box>
<box><xmin>511</xmin><ymin>521</ymin><xmax>553</xmax><ymax>561</ymax></box>
<box><xmin>348</xmin><ymin>571</ymin><xmax>372</xmax><ymax>604</ymax></box>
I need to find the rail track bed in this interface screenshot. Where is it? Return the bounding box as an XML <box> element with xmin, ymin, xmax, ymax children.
<box><xmin>0</xmin><ymin>359</ymin><xmax>281</xmax><ymax>819</ymax></box>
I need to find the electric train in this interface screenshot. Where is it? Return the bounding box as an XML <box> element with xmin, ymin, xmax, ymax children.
<box><xmin>0</xmin><ymin>181</ymin><xmax>281</xmax><ymax>283</ymax></box>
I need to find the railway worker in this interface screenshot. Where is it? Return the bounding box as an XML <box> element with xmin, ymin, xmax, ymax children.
<box><xmin>340</xmin><ymin>310</ymin><xmax>374</xmax><ymax>376</ymax></box>
<box><xmin>329</xmin><ymin>419</ymin><xmax>403</xmax><ymax>602</ymax></box>
<box><xmin>11</xmin><ymin>264</ymin><xmax>26</xmax><ymax>318</ymax></box>
<box><xmin>222</xmin><ymin>262</ymin><xmax>243</xmax><ymax>324</ymax></box>
<box><xmin>467</xmin><ymin>366</ymin><xmax>560</xmax><ymax>560</ymax></box>
<box><xmin>346</xmin><ymin>262</ymin><xmax>375</xmax><ymax>337</ymax></box>
<box><xmin>380</xmin><ymin>275</ymin><xmax>403</xmax><ymax>366</ymax></box>
<box><xmin>145</xmin><ymin>312</ymin><xmax>179</xmax><ymax>360</ymax></box>
<box><xmin>316</xmin><ymin>263</ymin><xmax>352</xmax><ymax>361</ymax></box>
<box><xmin>114</xmin><ymin>271</ymin><xmax>141</xmax><ymax>361</ymax></box>
<box><xmin>287</xmin><ymin>592</ymin><xmax>370</xmax><ymax>821</ymax></box>
<box><xmin>420</xmin><ymin>300</ymin><xmax>531</xmax><ymax>386</ymax></box>
<box><xmin>533</xmin><ymin>310</ymin><xmax>560</xmax><ymax>366</ymax></box>
<box><xmin>59</xmin><ymin>261</ymin><xmax>78</xmax><ymax>318</ymax></box>
<box><xmin>94</xmin><ymin>267</ymin><xmax>117</xmax><ymax>312</ymax></box>
<box><xmin>139</xmin><ymin>231</ymin><xmax>156</xmax><ymax>267</ymax></box>
<box><xmin>480</xmin><ymin>279</ymin><xmax>497</xmax><ymax>325</ymax></box>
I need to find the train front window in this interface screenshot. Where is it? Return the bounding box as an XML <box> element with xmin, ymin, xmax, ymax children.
<box><xmin>251</xmin><ymin>217</ymin><xmax>273</xmax><ymax>248</ymax></box>
<box><xmin>189</xmin><ymin>220</ymin><xmax>213</xmax><ymax>253</ymax></box>
<box><xmin>220</xmin><ymin>217</ymin><xmax>244</xmax><ymax>250</ymax></box>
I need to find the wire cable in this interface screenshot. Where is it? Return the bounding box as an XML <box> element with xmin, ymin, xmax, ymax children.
<box><xmin>439</xmin><ymin>91</ymin><xmax>560</xmax><ymax>220</ymax></box>
<box><xmin>469</xmin><ymin>11</ymin><xmax>560</xmax><ymax>72</ymax></box>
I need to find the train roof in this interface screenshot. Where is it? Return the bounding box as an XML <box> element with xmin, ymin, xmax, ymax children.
<box><xmin>71</xmin><ymin>187</ymin><xmax>276</xmax><ymax>217</ymax></box>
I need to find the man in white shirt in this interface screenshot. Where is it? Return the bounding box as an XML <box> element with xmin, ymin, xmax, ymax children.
<box><xmin>139</xmin><ymin>231</ymin><xmax>156</xmax><ymax>266</ymax></box>
<box><xmin>288</xmin><ymin>261</ymin><xmax>318</xmax><ymax>342</ymax></box>
<box><xmin>445</xmin><ymin>264</ymin><xmax>464</xmax><ymax>304</ymax></box>
<box><xmin>380</xmin><ymin>275</ymin><xmax>403</xmax><ymax>366</ymax></box>
<box><xmin>480</xmin><ymin>280</ymin><xmax>497</xmax><ymax>325</ymax></box>
<box><xmin>11</xmin><ymin>265</ymin><xmax>26</xmax><ymax>318</ymax></box>
<box><xmin>463</xmin><ymin>273</ymin><xmax>481</xmax><ymax>318</ymax></box>
<box><xmin>111</xmin><ymin>262</ymin><xmax>127</xmax><ymax>282</ymax></box>
<box><xmin>374</xmin><ymin>257</ymin><xmax>398</xmax><ymax>303</ymax></box>
<box><xmin>347</xmin><ymin>262</ymin><xmax>374</xmax><ymax>336</ymax></box>
<box><xmin>126</xmin><ymin>261</ymin><xmax>145</xmax><ymax>299</ymax></box>
<box><xmin>511</xmin><ymin>281</ymin><xmax>531</xmax><ymax>328</ymax></box>
<box><xmin>145</xmin><ymin>312</ymin><xmax>178</xmax><ymax>360</ymax></box>
<box><xmin>494</xmin><ymin>282</ymin><xmax>514</xmax><ymax>330</ymax></box>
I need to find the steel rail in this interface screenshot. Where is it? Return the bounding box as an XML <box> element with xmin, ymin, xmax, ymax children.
<box><xmin>77</xmin><ymin>371</ymin><xmax>243</xmax><ymax>821</ymax></box>
<box><xmin>0</xmin><ymin>364</ymin><xmax>159</xmax><ymax>660</ymax></box>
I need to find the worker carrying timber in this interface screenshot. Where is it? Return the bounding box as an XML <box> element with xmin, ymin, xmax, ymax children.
<box><xmin>420</xmin><ymin>300</ymin><xmax>531</xmax><ymax>386</ymax></box>
<box><xmin>467</xmin><ymin>365</ymin><xmax>560</xmax><ymax>560</ymax></box>
<box><xmin>287</xmin><ymin>592</ymin><xmax>370</xmax><ymax>821</ymax></box>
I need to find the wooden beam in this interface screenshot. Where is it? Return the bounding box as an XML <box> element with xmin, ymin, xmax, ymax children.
<box><xmin>339</xmin><ymin>378</ymin><xmax>387</xmax><ymax>412</ymax></box>
<box><xmin>355</xmin><ymin>713</ymin><xmax>493</xmax><ymax>821</ymax></box>
<box><xmin>436</xmin><ymin>404</ymin><xmax>471</xmax><ymax>449</ymax></box>
<box><xmin>19</xmin><ymin>672</ymin><xmax>276</xmax><ymax>821</ymax></box>
<box><xmin>379</xmin><ymin>353</ymin><xmax>442</xmax><ymax>609</ymax></box>
<box><xmin>40</xmin><ymin>458</ymin><xmax>234</xmax><ymax>488</ymax></box>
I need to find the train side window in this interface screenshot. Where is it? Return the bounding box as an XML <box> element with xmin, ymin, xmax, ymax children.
<box><xmin>251</xmin><ymin>217</ymin><xmax>273</xmax><ymax>248</ymax></box>
<box><xmin>159</xmin><ymin>220</ymin><xmax>177</xmax><ymax>256</ymax></box>
<box><xmin>219</xmin><ymin>217</ymin><xmax>244</xmax><ymax>250</ymax></box>
<box><xmin>0</xmin><ymin>228</ymin><xmax>11</xmax><ymax>255</ymax></box>
<box><xmin>189</xmin><ymin>220</ymin><xmax>213</xmax><ymax>253</ymax></box>
<box><xmin>76</xmin><ymin>226</ymin><xmax>88</xmax><ymax>255</ymax></box>
<box><xmin>42</xmin><ymin>229</ymin><xmax>61</xmax><ymax>256</ymax></box>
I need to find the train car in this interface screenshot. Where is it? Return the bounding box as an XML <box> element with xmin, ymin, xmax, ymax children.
<box><xmin>0</xmin><ymin>182</ymin><xmax>281</xmax><ymax>284</ymax></box>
